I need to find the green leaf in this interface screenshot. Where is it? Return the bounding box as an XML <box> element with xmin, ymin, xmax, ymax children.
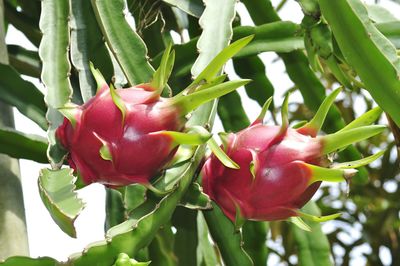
<box><xmin>234</xmin><ymin>23</ymin><xmax>304</xmax><ymax>57</ymax></box>
<box><xmin>319</xmin><ymin>0</ymin><xmax>400</xmax><ymax>127</ymax></box>
<box><xmin>39</xmin><ymin>0</ymin><xmax>73</xmax><ymax>167</ymax></box>
<box><xmin>91</xmin><ymin>0</ymin><xmax>155</xmax><ymax>86</ymax></box>
<box><xmin>0</xmin><ymin>63</ymin><xmax>47</xmax><ymax>130</ymax></box>
<box><xmin>3</xmin><ymin>1</ymin><xmax>42</xmax><ymax>47</ymax></box>
<box><xmin>179</xmin><ymin>182</ymin><xmax>212</xmax><ymax>210</ymax></box>
<box><xmin>38</xmin><ymin>168</ymin><xmax>85</xmax><ymax>238</ymax></box>
<box><xmin>291</xmin><ymin>202</ymin><xmax>334</xmax><ymax>266</ymax></box>
<box><xmin>7</xmin><ymin>45</ymin><xmax>41</xmax><ymax>78</ymax></box>
<box><xmin>162</xmin><ymin>0</ymin><xmax>204</xmax><ymax>18</ymax></box>
<box><xmin>0</xmin><ymin>127</ymin><xmax>48</xmax><ymax>163</ymax></box>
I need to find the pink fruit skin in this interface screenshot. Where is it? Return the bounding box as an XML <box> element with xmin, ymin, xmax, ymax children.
<box><xmin>56</xmin><ymin>85</ymin><xmax>184</xmax><ymax>187</ymax></box>
<box><xmin>202</xmin><ymin>124</ymin><xmax>324</xmax><ymax>222</ymax></box>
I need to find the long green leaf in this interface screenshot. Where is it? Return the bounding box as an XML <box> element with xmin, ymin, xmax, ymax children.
<box><xmin>291</xmin><ymin>202</ymin><xmax>333</xmax><ymax>266</ymax></box>
<box><xmin>7</xmin><ymin>45</ymin><xmax>41</xmax><ymax>78</ymax></box>
<box><xmin>0</xmin><ymin>63</ymin><xmax>47</xmax><ymax>129</ymax></box>
<box><xmin>3</xmin><ymin>1</ymin><xmax>41</xmax><ymax>47</ymax></box>
<box><xmin>38</xmin><ymin>168</ymin><xmax>85</xmax><ymax>238</ymax></box>
<box><xmin>0</xmin><ymin>127</ymin><xmax>47</xmax><ymax>163</ymax></box>
<box><xmin>91</xmin><ymin>0</ymin><xmax>155</xmax><ymax>86</ymax></box>
<box><xmin>39</xmin><ymin>0</ymin><xmax>73</xmax><ymax>167</ymax></box>
<box><xmin>319</xmin><ymin>0</ymin><xmax>400</xmax><ymax>127</ymax></box>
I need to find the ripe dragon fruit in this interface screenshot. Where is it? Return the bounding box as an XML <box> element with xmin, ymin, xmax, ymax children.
<box><xmin>202</xmin><ymin>89</ymin><xmax>385</xmax><ymax>224</ymax></box>
<box><xmin>56</xmin><ymin>38</ymin><xmax>252</xmax><ymax>187</ymax></box>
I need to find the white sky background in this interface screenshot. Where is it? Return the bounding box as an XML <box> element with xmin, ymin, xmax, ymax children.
<box><xmin>5</xmin><ymin>0</ymin><xmax>400</xmax><ymax>264</ymax></box>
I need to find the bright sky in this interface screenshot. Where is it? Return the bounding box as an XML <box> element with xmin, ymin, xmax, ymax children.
<box><xmin>5</xmin><ymin>0</ymin><xmax>400</xmax><ymax>265</ymax></box>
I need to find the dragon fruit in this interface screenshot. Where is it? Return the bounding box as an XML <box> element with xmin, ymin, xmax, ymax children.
<box><xmin>55</xmin><ymin>39</ymin><xmax>252</xmax><ymax>187</ymax></box>
<box><xmin>202</xmin><ymin>89</ymin><xmax>385</xmax><ymax>223</ymax></box>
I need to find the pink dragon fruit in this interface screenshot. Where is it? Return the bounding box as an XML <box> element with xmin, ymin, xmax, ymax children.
<box><xmin>202</xmin><ymin>89</ymin><xmax>385</xmax><ymax>223</ymax></box>
<box><xmin>56</xmin><ymin>41</ymin><xmax>251</xmax><ymax>187</ymax></box>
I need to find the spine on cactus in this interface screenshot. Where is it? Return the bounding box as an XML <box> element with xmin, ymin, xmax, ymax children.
<box><xmin>201</xmin><ymin>88</ymin><xmax>385</xmax><ymax>227</ymax></box>
<box><xmin>55</xmin><ymin>36</ymin><xmax>252</xmax><ymax>188</ymax></box>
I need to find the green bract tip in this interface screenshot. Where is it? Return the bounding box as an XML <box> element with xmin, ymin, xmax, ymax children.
<box><xmin>298</xmin><ymin>87</ymin><xmax>342</xmax><ymax>136</ymax></box>
<box><xmin>89</xmin><ymin>62</ymin><xmax>107</xmax><ymax>92</ymax></box>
